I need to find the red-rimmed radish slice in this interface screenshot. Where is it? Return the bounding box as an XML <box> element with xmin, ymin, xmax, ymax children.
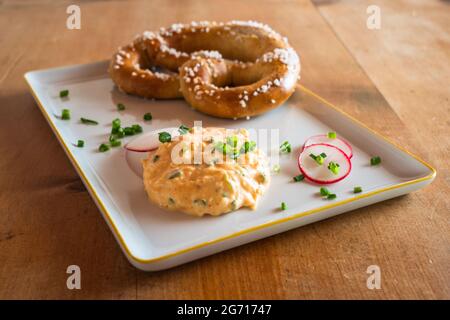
<box><xmin>298</xmin><ymin>143</ymin><xmax>351</xmax><ymax>184</ymax></box>
<box><xmin>125</xmin><ymin>149</ymin><xmax>149</xmax><ymax>177</ymax></box>
<box><xmin>125</xmin><ymin>127</ymin><xmax>180</xmax><ymax>152</ymax></box>
<box><xmin>304</xmin><ymin>134</ymin><xmax>353</xmax><ymax>159</ymax></box>
<box><xmin>125</xmin><ymin>127</ymin><xmax>181</xmax><ymax>177</ymax></box>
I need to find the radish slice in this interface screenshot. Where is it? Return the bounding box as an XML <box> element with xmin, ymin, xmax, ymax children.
<box><xmin>125</xmin><ymin>127</ymin><xmax>180</xmax><ymax>152</ymax></box>
<box><xmin>298</xmin><ymin>143</ymin><xmax>351</xmax><ymax>184</ymax></box>
<box><xmin>304</xmin><ymin>134</ymin><xmax>353</xmax><ymax>159</ymax></box>
<box><xmin>125</xmin><ymin>127</ymin><xmax>181</xmax><ymax>177</ymax></box>
<box><xmin>125</xmin><ymin>149</ymin><xmax>150</xmax><ymax>177</ymax></box>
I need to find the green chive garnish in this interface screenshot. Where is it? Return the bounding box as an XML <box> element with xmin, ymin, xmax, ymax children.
<box><xmin>80</xmin><ymin>117</ymin><xmax>98</xmax><ymax>125</ymax></box>
<box><xmin>328</xmin><ymin>131</ymin><xmax>336</xmax><ymax>139</ymax></box>
<box><xmin>117</xmin><ymin>103</ymin><xmax>125</xmax><ymax>111</ymax></box>
<box><xmin>320</xmin><ymin>187</ymin><xmax>330</xmax><ymax>196</ymax></box>
<box><xmin>320</xmin><ymin>152</ymin><xmax>327</xmax><ymax>158</ymax></box>
<box><xmin>281</xmin><ymin>202</ymin><xmax>287</xmax><ymax>211</ymax></box>
<box><xmin>153</xmin><ymin>155</ymin><xmax>160</xmax><ymax>162</ymax></box>
<box><xmin>354</xmin><ymin>186</ymin><xmax>362</xmax><ymax>193</ymax></box>
<box><xmin>293</xmin><ymin>174</ymin><xmax>304</xmax><ymax>182</ymax></box>
<box><xmin>227</xmin><ymin>135</ymin><xmax>239</xmax><ymax>148</ymax></box>
<box><xmin>328</xmin><ymin>161</ymin><xmax>340</xmax><ymax>175</ymax></box>
<box><xmin>112</xmin><ymin>118</ymin><xmax>121</xmax><ymax>132</ymax></box>
<box><xmin>310</xmin><ymin>153</ymin><xmax>324</xmax><ymax>165</ymax></box>
<box><xmin>370</xmin><ymin>156</ymin><xmax>381</xmax><ymax>166</ymax></box>
<box><xmin>142</xmin><ymin>113</ymin><xmax>152</xmax><ymax>121</ymax></box>
<box><xmin>327</xmin><ymin>194</ymin><xmax>337</xmax><ymax>200</ymax></box>
<box><xmin>168</xmin><ymin>170</ymin><xmax>181</xmax><ymax>179</ymax></box>
<box><xmin>110</xmin><ymin>139</ymin><xmax>121</xmax><ymax>147</ymax></box>
<box><xmin>214</xmin><ymin>141</ymin><xmax>227</xmax><ymax>154</ymax></box>
<box><xmin>241</xmin><ymin>141</ymin><xmax>256</xmax><ymax>154</ymax></box>
<box><xmin>59</xmin><ymin>90</ymin><xmax>69</xmax><ymax>98</ymax></box>
<box><xmin>99</xmin><ymin>143</ymin><xmax>109</xmax><ymax>152</ymax></box>
<box><xmin>124</xmin><ymin>127</ymin><xmax>135</xmax><ymax>136</ymax></box>
<box><xmin>76</xmin><ymin>140</ymin><xmax>84</xmax><ymax>148</ymax></box>
<box><xmin>132</xmin><ymin>124</ymin><xmax>143</xmax><ymax>134</ymax></box>
<box><xmin>61</xmin><ymin>109</ymin><xmax>70</xmax><ymax>120</ymax></box>
<box><xmin>280</xmin><ymin>141</ymin><xmax>292</xmax><ymax>154</ymax></box>
<box><xmin>178</xmin><ymin>124</ymin><xmax>190</xmax><ymax>135</ymax></box>
<box><xmin>110</xmin><ymin>127</ymin><xmax>124</xmax><ymax>141</ymax></box>
<box><xmin>159</xmin><ymin>132</ymin><xmax>171</xmax><ymax>143</ymax></box>
<box><xmin>194</xmin><ymin>199</ymin><xmax>207</xmax><ymax>206</ymax></box>
<box><xmin>117</xmin><ymin>127</ymin><xmax>125</xmax><ymax>138</ymax></box>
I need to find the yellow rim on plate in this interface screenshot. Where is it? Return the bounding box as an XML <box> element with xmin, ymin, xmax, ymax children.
<box><xmin>25</xmin><ymin>77</ymin><xmax>436</xmax><ymax>265</ymax></box>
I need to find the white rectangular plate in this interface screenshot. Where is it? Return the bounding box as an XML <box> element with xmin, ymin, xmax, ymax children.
<box><xmin>25</xmin><ymin>61</ymin><xmax>435</xmax><ymax>271</ymax></box>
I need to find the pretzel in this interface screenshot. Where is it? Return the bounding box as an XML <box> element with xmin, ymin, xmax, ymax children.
<box><xmin>109</xmin><ymin>42</ymin><xmax>182</xmax><ymax>99</ymax></box>
<box><xmin>109</xmin><ymin>21</ymin><xmax>301</xmax><ymax>118</ymax></box>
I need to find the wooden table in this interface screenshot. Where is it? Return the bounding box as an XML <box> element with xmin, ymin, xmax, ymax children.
<box><xmin>0</xmin><ymin>0</ymin><xmax>448</xmax><ymax>299</ymax></box>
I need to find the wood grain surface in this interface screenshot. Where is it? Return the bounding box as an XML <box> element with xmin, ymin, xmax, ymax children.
<box><xmin>0</xmin><ymin>0</ymin><xmax>448</xmax><ymax>299</ymax></box>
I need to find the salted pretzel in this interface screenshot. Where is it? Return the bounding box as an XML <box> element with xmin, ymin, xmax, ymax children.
<box><xmin>109</xmin><ymin>21</ymin><xmax>301</xmax><ymax>118</ymax></box>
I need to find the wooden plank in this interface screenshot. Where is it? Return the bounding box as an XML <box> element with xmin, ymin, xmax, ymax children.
<box><xmin>0</xmin><ymin>0</ymin><xmax>447</xmax><ymax>299</ymax></box>
<box><xmin>313</xmin><ymin>0</ymin><xmax>450</xmax><ymax>299</ymax></box>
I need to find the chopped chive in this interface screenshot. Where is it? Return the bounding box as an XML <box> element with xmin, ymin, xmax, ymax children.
<box><xmin>124</xmin><ymin>127</ymin><xmax>135</xmax><ymax>136</ymax></box>
<box><xmin>61</xmin><ymin>109</ymin><xmax>70</xmax><ymax>120</ymax></box>
<box><xmin>328</xmin><ymin>161</ymin><xmax>340</xmax><ymax>175</ymax></box>
<box><xmin>159</xmin><ymin>131</ymin><xmax>171</xmax><ymax>143</ymax></box>
<box><xmin>80</xmin><ymin>117</ymin><xmax>98</xmax><ymax>125</ymax></box>
<box><xmin>98</xmin><ymin>143</ymin><xmax>109</xmax><ymax>152</ymax></box>
<box><xmin>115</xmin><ymin>127</ymin><xmax>125</xmax><ymax>139</ymax></box>
<box><xmin>178</xmin><ymin>124</ymin><xmax>190</xmax><ymax>135</ymax></box>
<box><xmin>152</xmin><ymin>155</ymin><xmax>160</xmax><ymax>162</ymax></box>
<box><xmin>320</xmin><ymin>187</ymin><xmax>330</xmax><ymax>196</ymax></box>
<box><xmin>354</xmin><ymin>186</ymin><xmax>362</xmax><ymax>193</ymax></box>
<box><xmin>110</xmin><ymin>139</ymin><xmax>121</xmax><ymax>147</ymax></box>
<box><xmin>143</xmin><ymin>112</ymin><xmax>152</xmax><ymax>121</ymax></box>
<box><xmin>117</xmin><ymin>103</ymin><xmax>126</xmax><ymax>111</ymax></box>
<box><xmin>328</xmin><ymin>131</ymin><xmax>336</xmax><ymax>139</ymax></box>
<box><xmin>132</xmin><ymin>124</ymin><xmax>143</xmax><ymax>134</ymax></box>
<box><xmin>327</xmin><ymin>193</ymin><xmax>337</xmax><ymax>200</ymax></box>
<box><xmin>280</xmin><ymin>141</ymin><xmax>292</xmax><ymax>154</ymax></box>
<box><xmin>293</xmin><ymin>174</ymin><xmax>304</xmax><ymax>182</ymax></box>
<box><xmin>214</xmin><ymin>141</ymin><xmax>227</xmax><ymax>154</ymax></box>
<box><xmin>110</xmin><ymin>127</ymin><xmax>125</xmax><ymax>141</ymax></box>
<box><xmin>168</xmin><ymin>170</ymin><xmax>181</xmax><ymax>179</ymax></box>
<box><xmin>281</xmin><ymin>202</ymin><xmax>287</xmax><ymax>211</ymax></box>
<box><xmin>310</xmin><ymin>153</ymin><xmax>324</xmax><ymax>165</ymax></box>
<box><xmin>320</xmin><ymin>152</ymin><xmax>327</xmax><ymax>158</ymax></box>
<box><xmin>241</xmin><ymin>141</ymin><xmax>256</xmax><ymax>154</ymax></box>
<box><xmin>76</xmin><ymin>140</ymin><xmax>84</xmax><ymax>148</ymax></box>
<box><xmin>370</xmin><ymin>156</ymin><xmax>381</xmax><ymax>166</ymax></box>
<box><xmin>59</xmin><ymin>90</ymin><xmax>69</xmax><ymax>98</ymax></box>
<box><xmin>227</xmin><ymin>135</ymin><xmax>239</xmax><ymax>148</ymax></box>
<box><xmin>316</xmin><ymin>155</ymin><xmax>324</xmax><ymax>165</ymax></box>
<box><xmin>112</xmin><ymin>118</ymin><xmax>121</xmax><ymax>132</ymax></box>
<box><xmin>194</xmin><ymin>199</ymin><xmax>207</xmax><ymax>206</ymax></box>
